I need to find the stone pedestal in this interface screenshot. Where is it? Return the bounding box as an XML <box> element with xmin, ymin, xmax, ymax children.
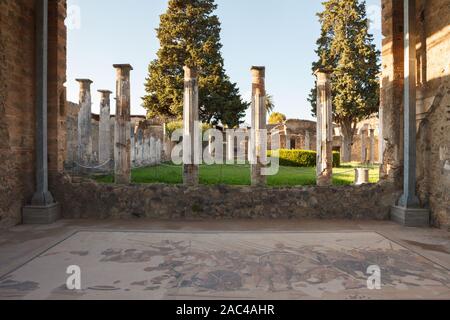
<box><xmin>183</xmin><ymin>66</ymin><xmax>200</xmax><ymax>186</ymax></box>
<box><xmin>315</xmin><ymin>69</ymin><xmax>333</xmax><ymax>186</ymax></box>
<box><xmin>113</xmin><ymin>64</ymin><xmax>133</xmax><ymax>184</ymax></box>
<box><xmin>23</xmin><ymin>203</ymin><xmax>61</xmax><ymax>225</ymax></box>
<box><xmin>250</xmin><ymin>66</ymin><xmax>267</xmax><ymax>187</ymax></box>
<box><xmin>355</xmin><ymin>168</ymin><xmax>370</xmax><ymax>185</ymax></box>
<box><xmin>391</xmin><ymin>206</ymin><xmax>430</xmax><ymax>227</ymax></box>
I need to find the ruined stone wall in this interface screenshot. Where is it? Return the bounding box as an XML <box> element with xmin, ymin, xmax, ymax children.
<box><xmin>0</xmin><ymin>0</ymin><xmax>67</xmax><ymax>229</ymax></box>
<box><xmin>382</xmin><ymin>0</ymin><xmax>450</xmax><ymax>227</ymax></box>
<box><xmin>53</xmin><ymin>174</ymin><xmax>401</xmax><ymax>221</ymax></box>
<box><xmin>0</xmin><ymin>0</ymin><xmax>36</xmax><ymax>228</ymax></box>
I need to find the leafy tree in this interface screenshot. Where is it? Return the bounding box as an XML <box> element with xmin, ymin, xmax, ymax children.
<box><xmin>143</xmin><ymin>0</ymin><xmax>248</xmax><ymax>128</ymax></box>
<box><xmin>269</xmin><ymin>112</ymin><xmax>287</xmax><ymax>125</ymax></box>
<box><xmin>308</xmin><ymin>0</ymin><xmax>380</xmax><ymax>162</ymax></box>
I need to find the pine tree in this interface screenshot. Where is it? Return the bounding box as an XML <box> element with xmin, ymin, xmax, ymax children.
<box><xmin>308</xmin><ymin>0</ymin><xmax>380</xmax><ymax>162</ymax></box>
<box><xmin>143</xmin><ymin>0</ymin><xmax>248</xmax><ymax>128</ymax></box>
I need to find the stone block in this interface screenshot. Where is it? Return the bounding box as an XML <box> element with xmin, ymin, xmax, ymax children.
<box><xmin>391</xmin><ymin>205</ymin><xmax>430</xmax><ymax>227</ymax></box>
<box><xmin>22</xmin><ymin>203</ymin><xmax>61</xmax><ymax>224</ymax></box>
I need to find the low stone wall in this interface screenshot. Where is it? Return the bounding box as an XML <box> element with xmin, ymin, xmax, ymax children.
<box><xmin>53</xmin><ymin>175</ymin><xmax>401</xmax><ymax>221</ymax></box>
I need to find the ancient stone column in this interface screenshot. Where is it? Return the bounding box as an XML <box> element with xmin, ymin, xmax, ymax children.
<box><xmin>391</xmin><ymin>0</ymin><xmax>429</xmax><ymax>226</ymax></box>
<box><xmin>305</xmin><ymin>130</ymin><xmax>311</xmax><ymax>150</ymax></box>
<box><xmin>361</xmin><ymin>129</ymin><xmax>367</xmax><ymax>163</ymax></box>
<box><xmin>250</xmin><ymin>66</ymin><xmax>267</xmax><ymax>187</ymax></box>
<box><xmin>113</xmin><ymin>64</ymin><xmax>133</xmax><ymax>184</ymax></box>
<box><xmin>285</xmin><ymin>135</ymin><xmax>291</xmax><ymax>150</ymax></box>
<box><xmin>76</xmin><ymin>79</ymin><xmax>93</xmax><ymax>165</ymax></box>
<box><xmin>315</xmin><ymin>69</ymin><xmax>333</xmax><ymax>186</ymax></box>
<box><xmin>183</xmin><ymin>66</ymin><xmax>200</xmax><ymax>186</ymax></box>
<box><xmin>130</xmin><ymin>126</ymin><xmax>136</xmax><ymax>168</ymax></box>
<box><xmin>98</xmin><ymin>90</ymin><xmax>112</xmax><ymax>166</ymax></box>
<box><xmin>369</xmin><ymin>129</ymin><xmax>375</xmax><ymax>164</ymax></box>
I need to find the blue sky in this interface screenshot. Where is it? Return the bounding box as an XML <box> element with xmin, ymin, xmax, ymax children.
<box><xmin>66</xmin><ymin>0</ymin><xmax>382</xmax><ymax>123</ymax></box>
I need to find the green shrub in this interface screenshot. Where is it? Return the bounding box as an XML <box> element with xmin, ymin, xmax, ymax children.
<box><xmin>268</xmin><ymin>149</ymin><xmax>340</xmax><ymax>168</ymax></box>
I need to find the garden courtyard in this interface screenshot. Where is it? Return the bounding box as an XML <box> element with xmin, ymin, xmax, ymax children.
<box><xmin>95</xmin><ymin>163</ymin><xmax>380</xmax><ymax>186</ymax></box>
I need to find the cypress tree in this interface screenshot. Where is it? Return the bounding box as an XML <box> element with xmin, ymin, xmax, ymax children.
<box><xmin>308</xmin><ymin>0</ymin><xmax>380</xmax><ymax>162</ymax></box>
<box><xmin>143</xmin><ymin>0</ymin><xmax>248</xmax><ymax>128</ymax></box>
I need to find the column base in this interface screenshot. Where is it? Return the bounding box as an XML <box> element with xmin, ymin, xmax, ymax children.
<box><xmin>390</xmin><ymin>205</ymin><xmax>430</xmax><ymax>227</ymax></box>
<box><xmin>22</xmin><ymin>203</ymin><xmax>61</xmax><ymax>225</ymax></box>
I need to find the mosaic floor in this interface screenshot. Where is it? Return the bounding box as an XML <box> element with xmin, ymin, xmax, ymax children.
<box><xmin>0</xmin><ymin>231</ymin><xmax>449</xmax><ymax>299</ymax></box>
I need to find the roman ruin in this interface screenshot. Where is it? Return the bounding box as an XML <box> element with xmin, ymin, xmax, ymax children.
<box><xmin>0</xmin><ymin>0</ymin><xmax>448</xmax><ymax>230</ymax></box>
<box><xmin>0</xmin><ymin>0</ymin><xmax>449</xmax><ymax>302</ymax></box>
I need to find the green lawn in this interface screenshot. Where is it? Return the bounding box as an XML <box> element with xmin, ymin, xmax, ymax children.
<box><xmin>95</xmin><ymin>163</ymin><xmax>380</xmax><ymax>186</ymax></box>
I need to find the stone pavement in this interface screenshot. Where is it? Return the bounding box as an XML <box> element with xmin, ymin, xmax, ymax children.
<box><xmin>0</xmin><ymin>219</ymin><xmax>449</xmax><ymax>300</ymax></box>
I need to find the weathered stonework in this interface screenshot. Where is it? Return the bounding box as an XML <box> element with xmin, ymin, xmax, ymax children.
<box><xmin>0</xmin><ymin>0</ymin><xmax>66</xmax><ymax>229</ymax></box>
<box><xmin>382</xmin><ymin>0</ymin><xmax>450</xmax><ymax>227</ymax></box>
<box><xmin>53</xmin><ymin>174</ymin><xmax>401</xmax><ymax>221</ymax></box>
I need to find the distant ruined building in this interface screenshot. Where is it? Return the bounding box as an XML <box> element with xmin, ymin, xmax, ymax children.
<box><xmin>269</xmin><ymin>116</ymin><xmax>380</xmax><ymax>164</ymax></box>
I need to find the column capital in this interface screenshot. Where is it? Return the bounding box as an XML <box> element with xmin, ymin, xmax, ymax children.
<box><xmin>183</xmin><ymin>66</ymin><xmax>198</xmax><ymax>80</ymax></box>
<box><xmin>113</xmin><ymin>64</ymin><xmax>133</xmax><ymax>71</ymax></box>
<box><xmin>98</xmin><ymin>89</ymin><xmax>113</xmax><ymax>95</ymax></box>
<box><xmin>76</xmin><ymin>79</ymin><xmax>93</xmax><ymax>88</ymax></box>
<box><xmin>314</xmin><ymin>68</ymin><xmax>332</xmax><ymax>82</ymax></box>
<box><xmin>251</xmin><ymin>66</ymin><xmax>265</xmax><ymax>77</ymax></box>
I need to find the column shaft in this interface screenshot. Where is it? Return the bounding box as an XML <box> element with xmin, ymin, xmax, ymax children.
<box><xmin>399</xmin><ymin>0</ymin><xmax>419</xmax><ymax>207</ymax></box>
<box><xmin>113</xmin><ymin>64</ymin><xmax>133</xmax><ymax>184</ymax></box>
<box><xmin>183</xmin><ymin>66</ymin><xmax>200</xmax><ymax>186</ymax></box>
<box><xmin>32</xmin><ymin>0</ymin><xmax>54</xmax><ymax>205</ymax></box>
<box><xmin>76</xmin><ymin>79</ymin><xmax>93</xmax><ymax>165</ymax></box>
<box><xmin>315</xmin><ymin>69</ymin><xmax>333</xmax><ymax>186</ymax></box>
<box><xmin>250</xmin><ymin>66</ymin><xmax>267</xmax><ymax>187</ymax></box>
<box><xmin>98</xmin><ymin>90</ymin><xmax>112</xmax><ymax>166</ymax></box>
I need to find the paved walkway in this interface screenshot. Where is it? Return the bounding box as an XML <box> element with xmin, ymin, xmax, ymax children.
<box><xmin>0</xmin><ymin>219</ymin><xmax>449</xmax><ymax>299</ymax></box>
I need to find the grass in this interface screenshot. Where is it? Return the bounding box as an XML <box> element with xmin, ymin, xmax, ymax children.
<box><xmin>95</xmin><ymin>163</ymin><xmax>380</xmax><ymax>187</ymax></box>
